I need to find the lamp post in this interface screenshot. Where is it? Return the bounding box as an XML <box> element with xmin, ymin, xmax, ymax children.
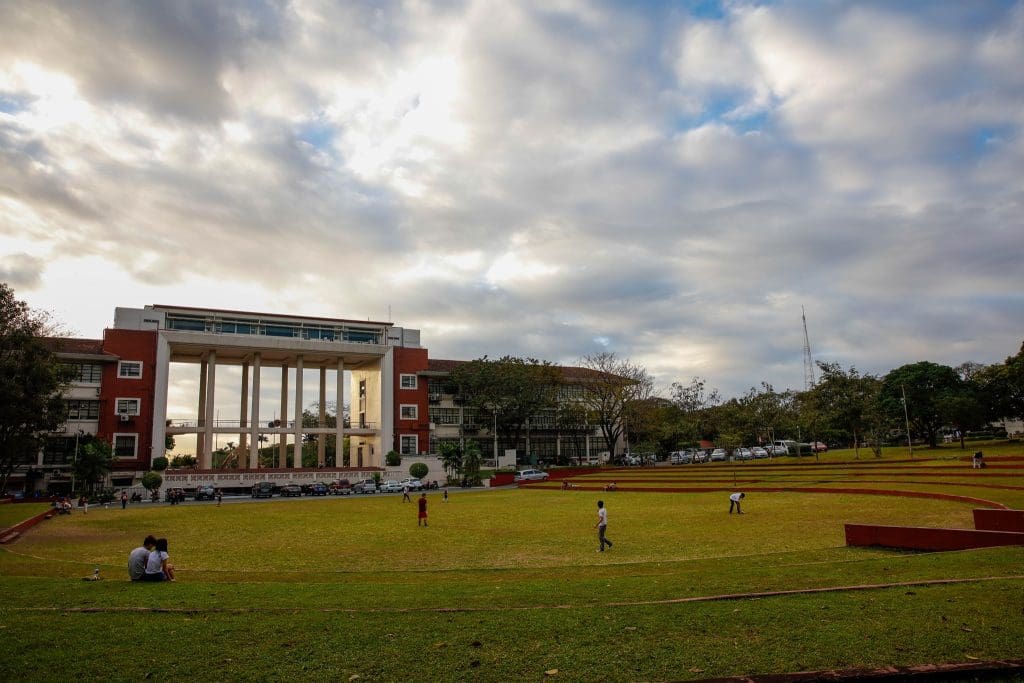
<box><xmin>901</xmin><ymin>384</ymin><xmax>913</xmax><ymax>459</ymax></box>
<box><xmin>70</xmin><ymin>429</ymin><xmax>81</xmax><ymax>493</ymax></box>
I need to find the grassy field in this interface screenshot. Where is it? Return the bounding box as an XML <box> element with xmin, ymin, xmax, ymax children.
<box><xmin>1</xmin><ymin>451</ymin><xmax>1022</xmax><ymax>681</ymax></box>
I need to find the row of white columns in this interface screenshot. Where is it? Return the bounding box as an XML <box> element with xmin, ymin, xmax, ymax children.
<box><xmin>195</xmin><ymin>352</ymin><xmax>344</xmax><ymax>470</ymax></box>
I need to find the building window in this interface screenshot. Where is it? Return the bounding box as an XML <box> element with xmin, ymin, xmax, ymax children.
<box><xmin>63</xmin><ymin>362</ymin><xmax>103</xmax><ymax>384</ymax></box>
<box><xmin>113</xmin><ymin>434</ymin><xmax>138</xmax><ymax>458</ymax></box>
<box><xmin>429</xmin><ymin>407</ymin><xmax>460</xmax><ymax>425</ymax></box>
<box><xmin>66</xmin><ymin>399</ymin><xmax>100</xmax><ymax>420</ymax></box>
<box><xmin>400</xmin><ymin>404</ymin><xmax>418</xmax><ymax>420</ymax></box>
<box><xmin>43</xmin><ymin>437</ymin><xmax>76</xmax><ymax>465</ymax></box>
<box><xmin>117</xmin><ymin>361</ymin><xmax>143</xmax><ymax>378</ymax></box>
<box><xmin>400</xmin><ymin>435</ymin><xmax>418</xmax><ymax>455</ymax></box>
<box><xmin>400</xmin><ymin>374</ymin><xmax>417</xmax><ymax>390</ymax></box>
<box><xmin>115</xmin><ymin>398</ymin><xmax>141</xmax><ymax>416</ymax></box>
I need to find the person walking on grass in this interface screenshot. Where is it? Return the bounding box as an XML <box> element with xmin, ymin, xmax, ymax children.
<box><xmin>595</xmin><ymin>500</ymin><xmax>612</xmax><ymax>552</ymax></box>
<box><xmin>418</xmin><ymin>492</ymin><xmax>428</xmax><ymax>527</ymax></box>
<box><xmin>402</xmin><ymin>485</ymin><xmax>411</xmax><ymax>503</ymax></box>
<box><xmin>729</xmin><ymin>492</ymin><xmax>745</xmax><ymax>514</ymax></box>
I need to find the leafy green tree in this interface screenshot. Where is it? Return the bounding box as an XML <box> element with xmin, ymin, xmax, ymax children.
<box><xmin>74</xmin><ymin>438</ymin><xmax>113</xmax><ymax>494</ymax></box>
<box><xmin>977</xmin><ymin>341</ymin><xmax>1024</xmax><ymax>423</ymax></box>
<box><xmin>438</xmin><ymin>441</ymin><xmax>462</xmax><ymax>479</ymax></box>
<box><xmin>141</xmin><ymin>471</ymin><xmax>163</xmax><ymax>493</ymax></box>
<box><xmin>461</xmin><ymin>440</ymin><xmax>483</xmax><ymax>485</ymax></box>
<box><xmin>451</xmin><ymin>356</ymin><xmax>562</xmax><ymax>461</ymax></box>
<box><xmin>812</xmin><ymin>363</ymin><xmax>881</xmax><ymax>458</ymax></box>
<box><xmin>151</xmin><ymin>456</ymin><xmax>169</xmax><ymax>471</ymax></box>
<box><xmin>937</xmin><ymin>390</ymin><xmax>987</xmax><ymax>449</ymax></box>
<box><xmin>385</xmin><ymin>450</ymin><xmax>401</xmax><ymax>467</ymax></box>
<box><xmin>0</xmin><ymin>284</ymin><xmax>71</xmax><ymax>493</ymax></box>
<box><xmin>579</xmin><ymin>352</ymin><xmax>654</xmax><ymax>457</ymax></box>
<box><xmin>170</xmin><ymin>454</ymin><xmax>197</xmax><ymax>468</ymax></box>
<box><xmin>670</xmin><ymin>377</ymin><xmax>722</xmax><ymax>442</ymax></box>
<box><xmin>880</xmin><ymin>362</ymin><xmax>964</xmax><ymax>448</ymax></box>
<box><xmin>409</xmin><ymin>462</ymin><xmax>428</xmax><ymax>479</ymax></box>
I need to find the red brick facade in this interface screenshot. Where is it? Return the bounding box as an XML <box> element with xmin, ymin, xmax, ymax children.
<box><xmin>392</xmin><ymin>346</ymin><xmax>430</xmax><ymax>455</ymax></box>
<box><xmin>98</xmin><ymin>329</ymin><xmax>158</xmax><ymax>472</ymax></box>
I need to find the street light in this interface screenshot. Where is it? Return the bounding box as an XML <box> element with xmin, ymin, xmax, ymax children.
<box><xmin>901</xmin><ymin>384</ymin><xmax>913</xmax><ymax>459</ymax></box>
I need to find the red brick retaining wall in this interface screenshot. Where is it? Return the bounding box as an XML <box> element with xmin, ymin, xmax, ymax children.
<box><xmin>974</xmin><ymin>508</ymin><xmax>1024</xmax><ymax>533</ymax></box>
<box><xmin>0</xmin><ymin>509</ymin><xmax>54</xmax><ymax>544</ymax></box>
<box><xmin>844</xmin><ymin>523</ymin><xmax>1024</xmax><ymax>551</ymax></box>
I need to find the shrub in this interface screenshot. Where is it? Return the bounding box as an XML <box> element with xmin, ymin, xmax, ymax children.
<box><xmin>151</xmin><ymin>456</ymin><xmax>169</xmax><ymax>471</ymax></box>
<box><xmin>409</xmin><ymin>462</ymin><xmax>428</xmax><ymax>479</ymax></box>
<box><xmin>141</xmin><ymin>471</ymin><xmax>163</xmax><ymax>492</ymax></box>
<box><xmin>385</xmin><ymin>450</ymin><xmax>401</xmax><ymax>466</ymax></box>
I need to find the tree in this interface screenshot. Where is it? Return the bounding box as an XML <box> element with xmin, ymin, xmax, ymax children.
<box><xmin>141</xmin><ymin>471</ymin><xmax>163</xmax><ymax>494</ymax></box>
<box><xmin>151</xmin><ymin>456</ymin><xmax>169</xmax><ymax>471</ymax></box>
<box><xmin>409</xmin><ymin>462</ymin><xmax>428</xmax><ymax>479</ymax></box>
<box><xmin>170</xmin><ymin>454</ymin><xmax>197</xmax><ymax>468</ymax></box>
<box><xmin>812</xmin><ymin>363</ymin><xmax>881</xmax><ymax>458</ymax></box>
<box><xmin>438</xmin><ymin>441</ymin><xmax>462</xmax><ymax>479</ymax></box>
<box><xmin>74</xmin><ymin>438</ymin><xmax>113</xmax><ymax>494</ymax></box>
<box><xmin>977</xmin><ymin>341</ymin><xmax>1024</xmax><ymax>423</ymax></box>
<box><xmin>579</xmin><ymin>352</ymin><xmax>654</xmax><ymax>457</ymax></box>
<box><xmin>461</xmin><ymin>440</ymin><xmax>483</xmax><ymax>485</ymax></box>
<box><xmin>0</xmin><ymin>284</ymin><xmax>71</xmax><ymax>493</ymax></box>
<box><xmin>451</xmin><ymin>356</ymin><xmax>561</xmax><ymax>461</ymax></box>
<box><xmin>880</xmin><ymin>362</ymin><xmax>964</xmax><ymax>448</ymax></box>
<box><xmin>385</xmin><ymin>450</ymin><xmax>401</xmax><ymax>467</ymax></box>
<box><xmin>670</xmin><ymin>377</ymin><xmax>722</xmax><ymax>442</ymax></box>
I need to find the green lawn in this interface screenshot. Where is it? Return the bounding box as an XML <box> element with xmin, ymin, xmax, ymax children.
<box><xmin>1</xmin><ymin>455</ymin><xmax>1022</xmax><ymax>681</ymax></box>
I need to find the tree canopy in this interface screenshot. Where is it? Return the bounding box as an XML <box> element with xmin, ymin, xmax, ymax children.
<box><xmin>0</xmin><ymin>284</ymin><xmax>71</xmax><ymax>493</ymax></box>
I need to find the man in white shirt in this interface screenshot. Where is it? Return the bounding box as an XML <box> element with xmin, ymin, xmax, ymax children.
<box><xmin>595</xmin><ymin>500</ymin><xmax>613</xmax><ymax>552</ymax></box>
<box><xmin>128</xmin><ymin>535</ymin><xmax>157</xmax><ymax>581</ymax></box>
<box><xmin>729</xmin><ymin>492</ymin><xmax>745</xmax><ymax>514</ymax></box>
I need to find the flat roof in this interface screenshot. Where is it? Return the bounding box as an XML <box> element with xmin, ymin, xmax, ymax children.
<box><xmin>150</xmin><ymin>304</ymin><xmax>392</xmax><ymax>327</ymax></box>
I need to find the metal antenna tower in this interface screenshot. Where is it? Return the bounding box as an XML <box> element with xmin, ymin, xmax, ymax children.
<box><xmin>802</xmin><ymin>306</ymin><xmax>815</xmax><ymax>391</ymax></box>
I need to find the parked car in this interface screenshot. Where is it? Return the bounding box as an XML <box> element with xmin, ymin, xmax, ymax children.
<box><xmin>195</xmin><ymin>485</ymin><xmax>216</xmax><ymax>501</ymax></box>
<box><xmin>710</xmin><ymin>448</ymin><xmax>727</xmax><ymax>462</ymax></box>
<box><xmin>305</xmin><ymin>482</ymin><xmax>329</xmax><ymax>496</ymax></box>
<box><xmin>514</xmin><ymin>469</ymin><xmax>549</xmax><ymax>482</ymax></box>
<box><xmin>353</xmin><ymin>479</ymin><xmax>377</xmax><ymax>494</ymax></box>
<box><xmin>280</xmin><ymin>484</ymin><xmax>303</xmax><ymax>497</ymax></box>
<box><xmin>767</xmin><ymin>444</ymin><xmax>788</xmax><ymax>457</ymax></box>
<box><xmin>751</xmin><ymin>447</ymin><xmax>769</xmax><ymax>459</ymax></box>
<box><xmin>164</xmin><ymin>487</ymin><xmax>186</xmax><ymax>502</ymax></box>
<box><xmin>377</xmin><ymin>480</ymin><xmax>401</xmax><ymax>493</ymax></box>
<box><xmin>399</xmin><ymin>478</ymin><xmax>422</xmax><ymax>491</ymax></box>
<box><xmin>810</xmin><ymin>441</ymin><xmax>828</xmax><ymax>452</ymax></box>
<box><xmin>733</xmin><ymin>447</ymin><xmax>753</xmax><ymax>461</ymax></box>
<box><xmin>692</xmin><ymin>450</ymin><xmax>708</xmax><ymax>463</ymax></box>
<box><xmin>669</xmin><ymin>451</ymin><xmax>687</xmax><ymax>465</ymax></box>
<box><xmin>251</xmin><ymin>482</ymin><xmax>275</xmax><ymax>498</ymax></box>
<box><xmin>329</xmin><ymin>479</ymin><xmax>352</xmax><ymax>495</ymax></box>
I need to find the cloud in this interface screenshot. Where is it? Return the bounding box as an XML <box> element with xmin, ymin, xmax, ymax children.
<box><xmin>0</xmin><ymin>252</ymin><xmax>44</xmax><ymax>289</ymax></box>
<box><xmin>1</xmin><ymin>0</ymin><xmax>1022</xmax><ymax>399</ymax></box>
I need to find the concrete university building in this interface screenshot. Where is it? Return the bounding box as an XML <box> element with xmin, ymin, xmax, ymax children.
<box><xmin>22</xmin><ymin>304</ymin><xmax>614</xmax><ymax>494</ymax></box>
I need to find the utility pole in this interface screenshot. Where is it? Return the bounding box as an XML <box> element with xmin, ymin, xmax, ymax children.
<box><xmin>901</xmin><ymin>384</ymin><xmax>913</xmax><ymax>459</ymax></box>
<box><xmin>802</xmin><ymin>306</ymin><xmax>819</xmax><ymax>462</ymax></box>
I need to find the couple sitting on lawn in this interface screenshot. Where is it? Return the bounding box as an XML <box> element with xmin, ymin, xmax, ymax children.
<box><xmin>128</xmin><ymin>535</ymin><xmax>176</xmax><ymax>582</ymax></box>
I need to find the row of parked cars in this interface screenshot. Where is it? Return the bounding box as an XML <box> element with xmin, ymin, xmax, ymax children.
<box><xmin>668</xmin><ymin>440</ymin><xmax>827</xmax><ymax>464</ymax></box>
<box><xmin>249</xmin><ymin>478</ymin><xmax>441</xmax><ymax>498</ymax></box>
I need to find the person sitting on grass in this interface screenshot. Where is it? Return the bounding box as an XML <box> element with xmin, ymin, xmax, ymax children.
<box><xmin>142</xmin><ymin>538</ymin><xmax>175</xmax><ymax>582</ymax></box>
<box><xmin>128</xmin><ymin>535</ymin><xmax>157</xmax><ymax>581</ymax></box>
<box><xmin>604</xmin><ymin>482</ymin><xmax>617</xmax><ymax>492</ymax></box>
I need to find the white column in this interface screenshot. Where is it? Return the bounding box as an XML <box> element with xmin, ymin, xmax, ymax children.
<box><xmin>239</xmin><ymin>361</ymin><xmax>249</xmax><ymax>453</ymax></box>
<box><xmin>293</xmin><ymin>355</ymin><xmax>304</xmax><ymax>469</ymax></box>
<box><xmin>196</xmin><ymin>359</ymin><xmax>208</xmax><ymax>462</ymax></box>
<box><xmin>249</xmin><ymin>353</ymin><xmax>261</xmax><ymax>468</ymax></box>
<box><xmin>342</xmin><ymin>358</ymin><xmax>350</xmax><ymax>464</ymax></box>
<box><xmin>278</xmin><ymin>364</ymin><xmax>288</xmax><ymax>467</ymax></box>
<box><xmin>317</xmin><ymin>366</ymin><xmax>327</xmax><ymax>466</ymax></box>
<box><xmin>202</xmin><ymin>351</ymin><xmax>217</xmax><ymax>469</ymax></box>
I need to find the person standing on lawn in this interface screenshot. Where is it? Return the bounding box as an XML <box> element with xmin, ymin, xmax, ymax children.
<box><xmin>418</xmin><ymin>492</ymin><xmax>428</xmax><ymax>527</ymax></box>
<box><xmin>595</xmin><ymin>500</ymin><xmax>612</xmax><ymax>552</ymax></box>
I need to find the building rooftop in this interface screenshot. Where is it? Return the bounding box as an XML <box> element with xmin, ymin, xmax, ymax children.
<box><xmin>426</xmin><ymin>359</ymin><xmax>613</xmax><ymax>381</ymax></box>
<box><xmin>151</xmin><ymin>304</ymin><xmax>392</xmax><ymax>327</ymax></box>
<box><xmin>40</xmin><ymin>337</ymin><xmax>114</xmax><ymax>357</ymax></box>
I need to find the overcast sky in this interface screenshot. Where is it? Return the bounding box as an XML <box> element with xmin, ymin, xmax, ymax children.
<box><xmin>2</xmin><ymin>0</ymin><xmax>1022</xmax><ymax>401</ymax></box>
